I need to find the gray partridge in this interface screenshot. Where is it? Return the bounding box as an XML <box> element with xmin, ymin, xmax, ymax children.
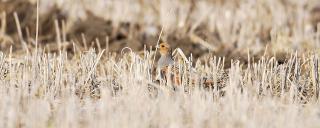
<box><xmin>156</xmin><ymin>42</ymin><xmax>218</xmax><ymax>89</ymax></box>
<box><xmin>157</xmin><ymin>42</ymin><xmax>181</xmax><ymax>86</ymax></box>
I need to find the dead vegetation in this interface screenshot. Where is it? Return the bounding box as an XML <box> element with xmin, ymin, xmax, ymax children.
<box><xmin>0</xmin><ymin>48</ymin><xmax>319</xmax><ymax>127</ymax></box>
<box><xmin>0</xmin><ymin>0</ymin><xmax>320</xmax><ymax>128</ymax></box>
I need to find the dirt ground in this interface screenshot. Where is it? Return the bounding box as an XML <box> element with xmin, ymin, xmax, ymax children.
<box><xmin>0</xmin><ymin>1</ymin><xmax>319</xmax><ymax>67</ymax></box>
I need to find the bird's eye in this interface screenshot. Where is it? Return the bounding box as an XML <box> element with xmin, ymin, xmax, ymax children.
<box><xmin>161</xmin><ymin>45</ymin><xmax>165</xmax><ymax>47</ymax></box>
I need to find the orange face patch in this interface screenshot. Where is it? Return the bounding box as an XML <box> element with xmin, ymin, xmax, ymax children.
<box><xmin>159</xmin><ymin>42</ymin><xmax>171</xmax><ymax>55</ymax></box>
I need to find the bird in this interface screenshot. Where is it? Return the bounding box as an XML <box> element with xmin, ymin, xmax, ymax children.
<box><xmin>157</xmin><ymin>42</ymin><xmax>174</xmax><ymax>69</ymax></box>
<box><xmin>155</xmin><ymin>42</ymin><xmax>220</xmax><ymax>91</ymax></box>
<box><xmin>156</xmin><ymin>42</ymin><xmax>181</xmax><ymax>86</ymax></box>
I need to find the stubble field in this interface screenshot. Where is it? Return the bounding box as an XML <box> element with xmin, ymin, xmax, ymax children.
<box><xmin>1</xmin><ymin>0</ymin><xmax>320</xmax><ymax>127</ymax></box>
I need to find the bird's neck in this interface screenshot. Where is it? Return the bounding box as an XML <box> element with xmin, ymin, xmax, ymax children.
<box><xmin>160</xmin><ymin>53</ymin><xmax>172</xmax><ymax>58</ymax></box>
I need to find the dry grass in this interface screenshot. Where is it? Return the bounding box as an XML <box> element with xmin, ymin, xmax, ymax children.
<box><xmin>0</xmin><ymin>49</ymin><xmax>320</xmax><ymax>128</ymax></box>
<box><xmin>0</xmin><ymin>0</ymin><xmax>320</xmax><ymax>128</ymax></box>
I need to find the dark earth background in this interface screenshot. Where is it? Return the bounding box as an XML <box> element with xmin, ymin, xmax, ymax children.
<box><xmin>0</xmin><ymin>1</ymin><xmax>320</xmax><ymax>67</ymax></box>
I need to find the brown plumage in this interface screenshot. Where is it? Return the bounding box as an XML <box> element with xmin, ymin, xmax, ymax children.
<box><xmin>156</xmin><ymin>42</ymin><xmax>217</xmax><ymax>89</ymax></box>
<box><xmin>157</xmin><ymin>42</ymin><xmax>181</xmax><ymax>86</ymax></box>
<box><xmin>157</xmin><ymin>42</ymin><xmax>174</xmax><ymax>68</ymax></box>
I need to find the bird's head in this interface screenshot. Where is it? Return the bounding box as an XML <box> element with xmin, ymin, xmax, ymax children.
<box><xmin>158</xmin><ymin>42</ymin><xmax>171</xmax><ymax>56</ymax></box>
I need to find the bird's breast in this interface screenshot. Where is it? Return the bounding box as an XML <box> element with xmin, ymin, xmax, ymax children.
<box><xmin>157</xmin><ymin>55</ymin><xmax>174</xmax><ymax>68</ymax></box>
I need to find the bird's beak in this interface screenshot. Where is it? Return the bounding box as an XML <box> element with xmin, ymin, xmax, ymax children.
<box><xmin>156</xmin><ymin>45</ymin><xmax>160</xmax><ymax>48</ymax></box>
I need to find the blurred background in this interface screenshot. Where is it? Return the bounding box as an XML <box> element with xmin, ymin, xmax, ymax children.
<box><xmin>0</xmin><ymin>0</ymin><xmax>320</xmax><ymax>60</ymax></box>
